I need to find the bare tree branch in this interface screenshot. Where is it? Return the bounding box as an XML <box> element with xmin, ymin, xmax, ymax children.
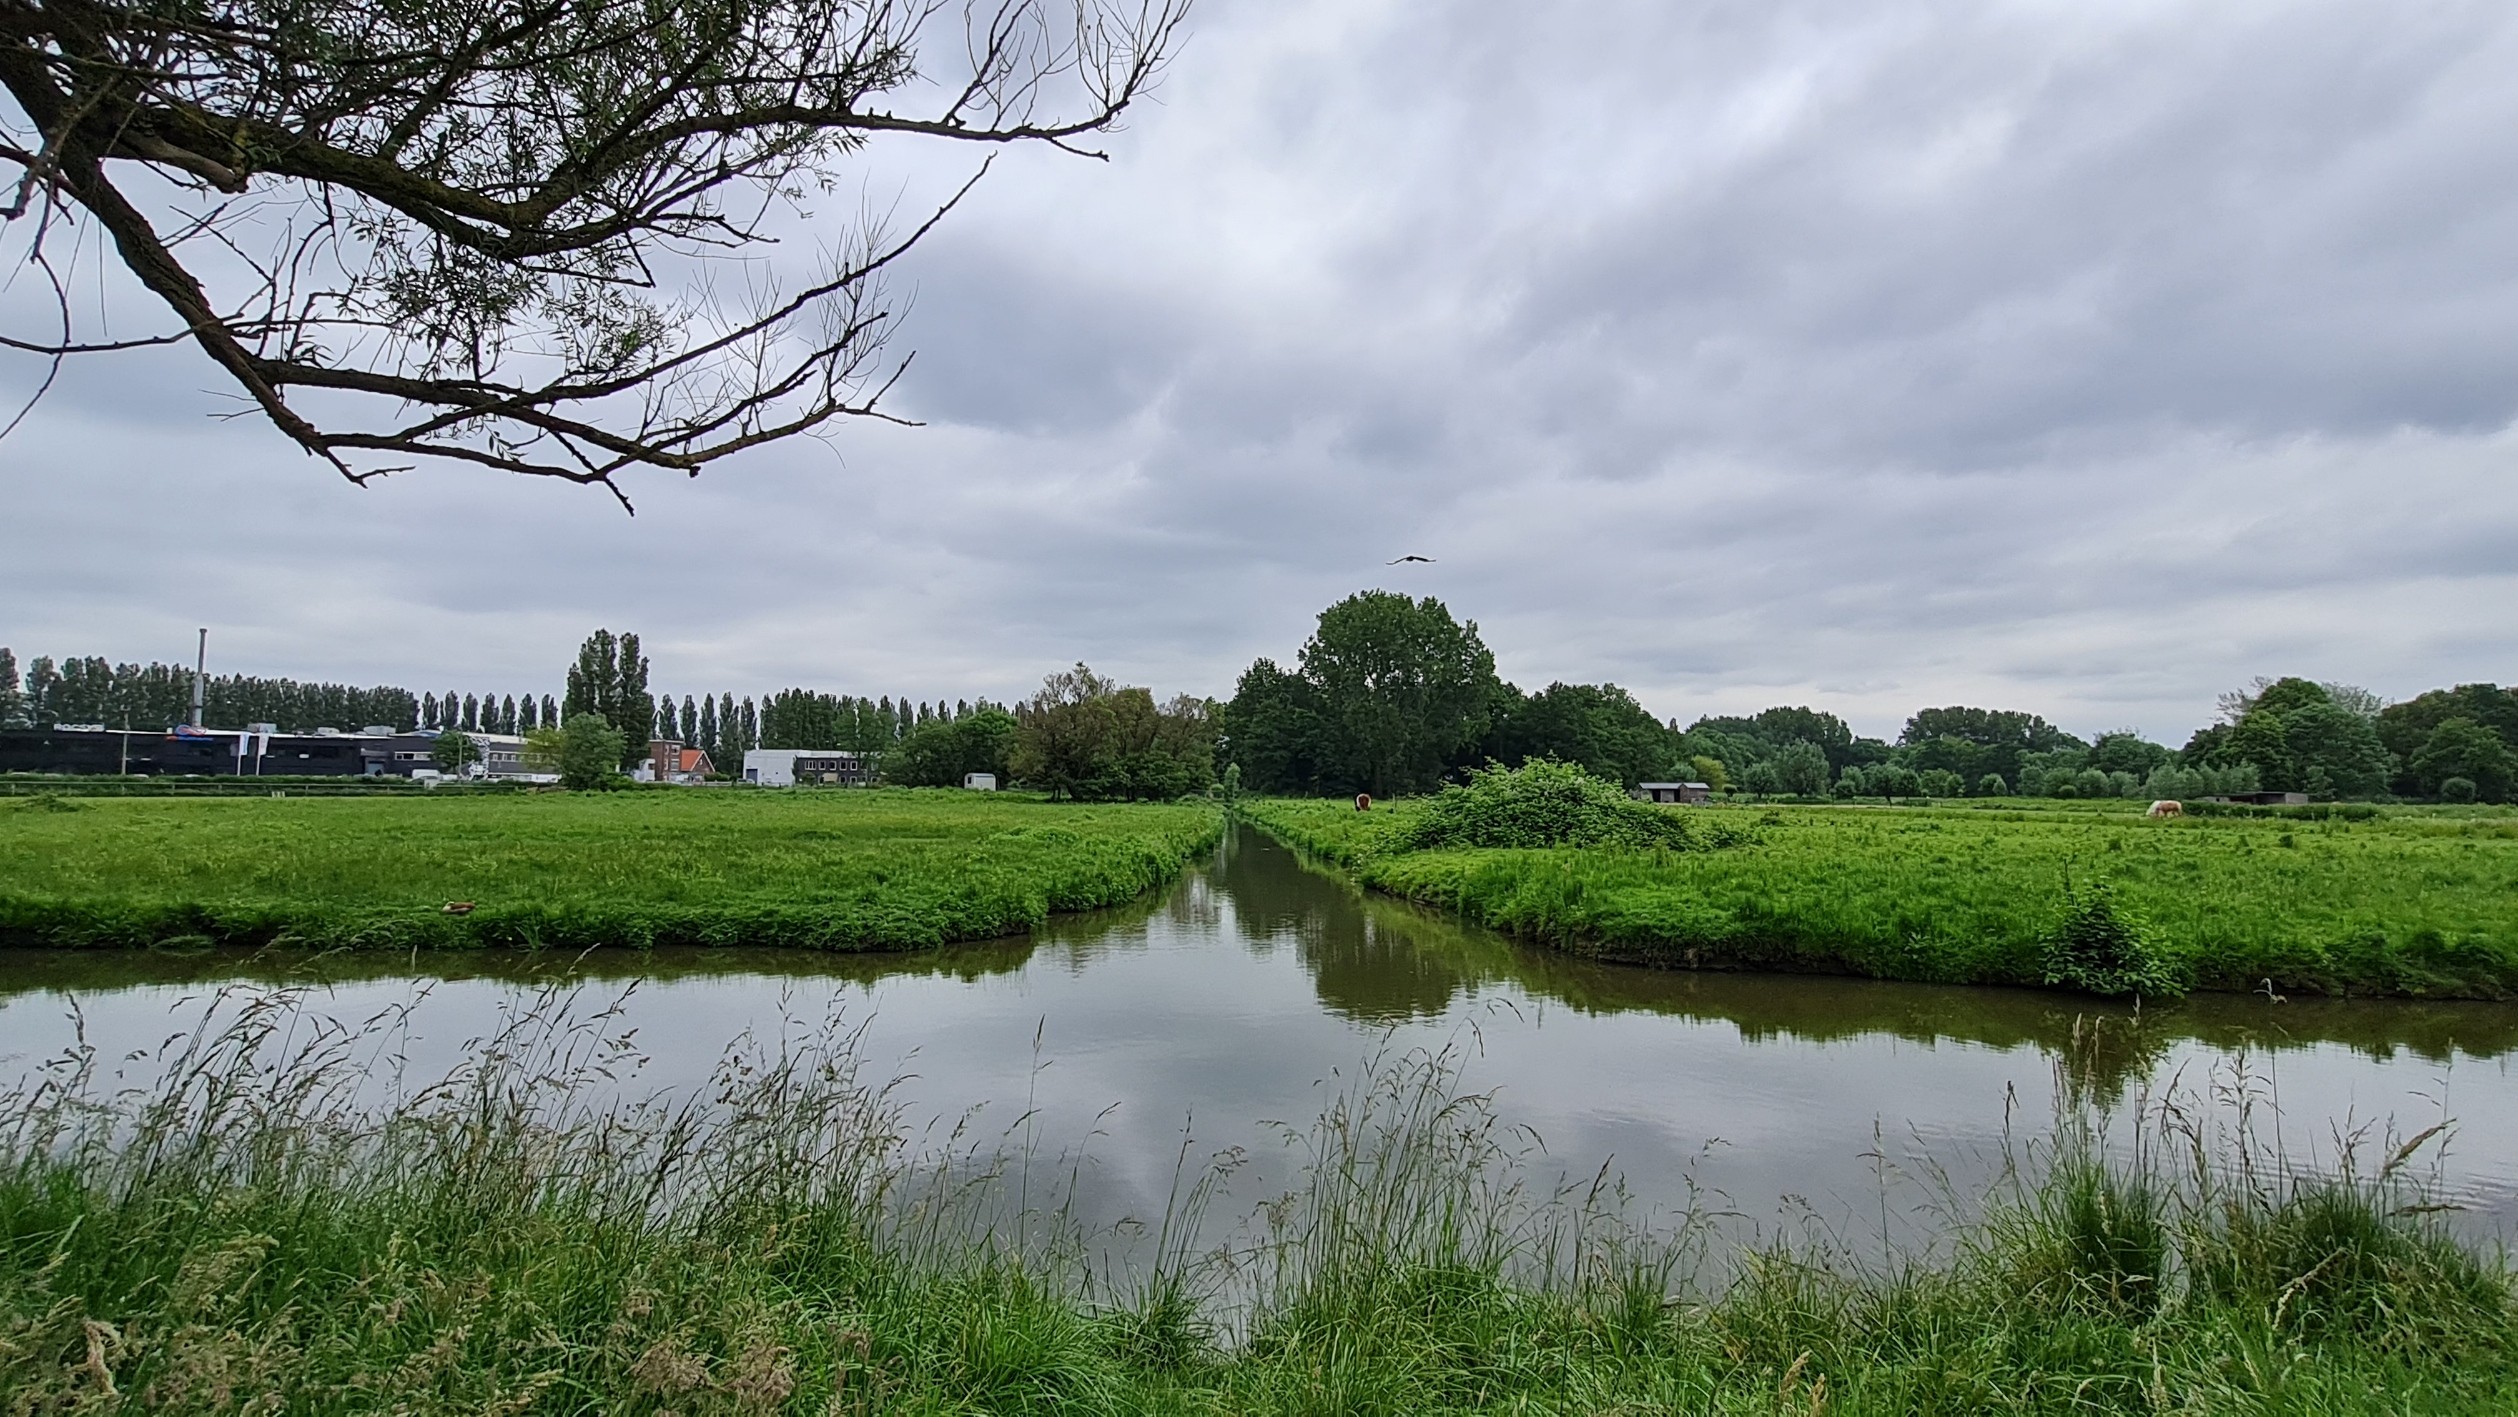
<box><xmin>1</xmin><ymin>0</ymin><xmax>1193</xmax><ymax>504</ymax></box>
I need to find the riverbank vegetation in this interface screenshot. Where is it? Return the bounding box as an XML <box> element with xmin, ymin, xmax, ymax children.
<box><xmin>1238</xmin><ymin>781</ymin><xmax>2518</xmax><ymax>999</ymax></box>
<box><xmin>1</xmin><ymin>995</ymin><xmax>2508</xmax><ymax>1413</ymax></box>
<box><xmin>0</xmin><ymin>791</ymin><xmax>1221</xmax><ymax>952</ymax></box>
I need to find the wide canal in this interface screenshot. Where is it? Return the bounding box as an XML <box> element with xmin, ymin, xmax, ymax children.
<box><xmin>4</xmin><ymin>822</ymin><xmax>2512</xmax><ymax>1259</ymax></box>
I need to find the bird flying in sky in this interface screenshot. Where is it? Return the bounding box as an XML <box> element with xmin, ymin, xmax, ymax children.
<box><xmin>1387</xmin><ymin>554</ymin><xmax>1435</xmax><ymax>564</ymax></box>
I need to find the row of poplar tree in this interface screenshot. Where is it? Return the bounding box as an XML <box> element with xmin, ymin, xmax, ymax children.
<box><xmin>560</xmin><ymin>629</ymin><xmax>996</xmax><ymax>769</ymax></box>
<box><xmin>0</xmin><ymin>648</ymin><xmax>418</xmax><ymax>734</ymax></box>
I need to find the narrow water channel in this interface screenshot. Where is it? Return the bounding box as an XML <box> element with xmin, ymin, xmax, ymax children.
<box><xmin>5</xmin><ymin>823</ymin><xmax>2514</xmax><ymax>1258</ymax></box>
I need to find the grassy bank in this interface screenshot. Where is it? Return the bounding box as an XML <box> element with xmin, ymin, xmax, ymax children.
<box><xmin>1</xmin><ymin>993</ymin><xmax>2508</xmax><ymax>1413</ymax></box>
<box><xmin>1237</xmin><ymin>796</ymin><xmax>2518</xmax><ymax>998</ymax></box>
<box><xmin>0</xmin><ymin>790</ymin><xmax>1221</xmax><ymax>952</ymax></box>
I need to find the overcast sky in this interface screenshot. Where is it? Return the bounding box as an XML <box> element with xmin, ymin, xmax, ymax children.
<box><xmin>7</xmin><ymin>0</ymin><xmax>2518</xmax><ymax>743</ymax></box>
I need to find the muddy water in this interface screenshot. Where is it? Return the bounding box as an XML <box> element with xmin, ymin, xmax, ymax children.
<box><xmin>4</xmin><ymin>823</ymin><xmax>2513</xmax><ymax>1255</ymax></box>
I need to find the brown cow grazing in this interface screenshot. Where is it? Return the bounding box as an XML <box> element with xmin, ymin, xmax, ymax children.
<box><xmin>2146</xmin><ymin>800</ymin><xmax>2183</xmax><ymax>819</ymax></box>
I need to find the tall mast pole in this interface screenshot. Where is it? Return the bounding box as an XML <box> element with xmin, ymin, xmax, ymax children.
<box><xmin>190</xmin><ymin>628</ymin><xmax>207</xmax><ymax>728</ymax></box>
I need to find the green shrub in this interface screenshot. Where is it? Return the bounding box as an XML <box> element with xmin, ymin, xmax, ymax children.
<box><xmin>1398</xmin><ymin>760</ymin><xmax>1699</xmax><ymax>852</ymax></box>
<box><xmin>558</xmin><ymin>713</ymin><xmax>626</xmax><ymax>790</ymax></box>
<box><xmin>2043</xmin><ymin>883</ymin><xmax>2185</xmax><ymax>998</ymax></box>
<box><xmin>2442</xmin><ymin>776</ymin><xmax>2479</xmax><ymax>805</ymax></box>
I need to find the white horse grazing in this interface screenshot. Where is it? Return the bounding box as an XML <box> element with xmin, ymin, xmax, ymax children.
<box><xmin>2147</xmin><ymin>800</ymin><xmax>2183</xmax><ymax>819</ymax></box>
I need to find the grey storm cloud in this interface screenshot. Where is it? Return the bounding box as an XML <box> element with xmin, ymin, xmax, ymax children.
<box><xmin>6</xmin><ymin>0</ymin><xmax>2518</xmax><ymax>743</ymax></box>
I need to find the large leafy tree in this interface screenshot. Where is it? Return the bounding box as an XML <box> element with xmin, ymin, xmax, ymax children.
<box><xmin>2199</xmin><ymin>678</ymin><xmax>2393</xmax><ymax>797</ymax></box>
<box><xmin>1490</xmin><ymin>681</ymin><xmax>1678</xmax><ymax>789</ymax></box>
<box><xmin>1899</xmin><ymin>706</ymin><xmax>2081</xmax><ymax>789</ymax></box>
<box><xmin>1011</xmin><ymin>663</ymin><xmax>1214</xmax><ymax>800</ymax></box>
<box><xmin>1295</xmin><ymin>591</ymin><xmax>1502</xmax><ymax>797</ymax></box>
<box><xmin>1738</xmin><ymin>706</ymin><xmax>1854</xmax><ymax>757</ymax></box>
<box><xmin>886</xmin><ymin>706</ymin><xmax>1016</xmax><ymax>787</ymax></box>
<box><xmin>556</xmin><ymin>713</ymin><xmax>626</xmax><ymax>789</ymax></box>
<box><xmin>1222</xmin><ymin>657</ymin><xmax>1325</xmax><ymax>794</ymax></box>
<box><xmin>1684</xmin><ymin>705</ymin><xmax>1889</xmax><ymax>788</ymax></box>
<box><xmin>2377</xmin><ymin>685</ymin><xmax>2518</xmax><ymax>792</ymax></box>
<box><xmin>431</xmin><ymin>729</ymin><xmax>480</xmax><ymax>774</ymax></box>
<box><xmin>1769</xmin><ymin>739</ymin><xmax>1832</xmax><ymax>796</ymax></box>
<box><xmin>2280</xmin><ymin>702</ymin><xmax>2394</xmax><ymax>798</ymax></box>
<box><xmin>2088</xmin><ymin>731</ymin><xmax>2172</xmax><ymax>778</ymax></box>
<box><xmin>3</xmin><ymin>0</ymin><xmax>1188</xmax><ymax>504</ymax></box>
<box><xmin>2410</xmin><ymin>718</ymin><xmax>2515</xmax><ymax>803</ymax></box>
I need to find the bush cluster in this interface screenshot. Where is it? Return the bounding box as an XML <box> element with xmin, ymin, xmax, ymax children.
<box><xmin>2043</xmin><ymin>883</ymin><xmax>2186</xmax><ymax>999</ymax></box>
<box><xmin>1397</xmin><ymin>760</ymin><xmax>1702</xmax><ymax>852</ymax></box>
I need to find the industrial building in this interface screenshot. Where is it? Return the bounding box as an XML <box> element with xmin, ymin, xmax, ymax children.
<box><xmin>741</xmin><ymin>748</ymin><xmax>875</xmax><ymax>786</ymax></box>
<box><xmin>0</xmin><ymin>725</ymin><xmax>535</xmax><ymax>779</ymax></box>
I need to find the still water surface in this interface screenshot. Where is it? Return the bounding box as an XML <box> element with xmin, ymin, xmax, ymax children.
<box><xmin>5</xmin><ymin>823</ymin><xmax>2515</xmax><ymax>1253</ymax></box>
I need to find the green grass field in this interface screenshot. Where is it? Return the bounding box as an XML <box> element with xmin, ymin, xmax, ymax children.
<box><xmin>1237</xmin><ymin>796</ymin><xmax>2518</xmax><ymax>998</ymax></box>
<box><xmin>0</xmin><ymin>790</ymin><xmax>1222</xmax><ymax>952</ymax></box>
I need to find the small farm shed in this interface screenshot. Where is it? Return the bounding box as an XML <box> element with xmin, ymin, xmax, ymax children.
<box><xmin>1633</xmin><ymin>782</ymin><xmax>1712</xmax><ymax>805</ymax></box>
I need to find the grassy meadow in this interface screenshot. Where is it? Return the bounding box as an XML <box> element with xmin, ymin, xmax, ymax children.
<box><xmin>2</xmin><ymin>997</ymin><xmax>2509</xmax><ymax>1414</ymax></box>
<box><xmin>1237</xmin><ymin>796</ymin><xmax>2518</xmax><ymax>998</ymax></box>
<box><xmin>0</xmin><ymin>790</ymin><xmax>1221</xmax><ymax>952</ymax></box>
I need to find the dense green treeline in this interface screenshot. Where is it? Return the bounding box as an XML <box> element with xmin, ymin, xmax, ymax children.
<box><xmin>16</xmin><ymin>604</ymin><xmax>2514</xmax><ymax>802</ymax></box>
<box><xmin>1216</xmin><ymin>595</ymin><xmax>2518</xmax><ymax>804</ymax></box>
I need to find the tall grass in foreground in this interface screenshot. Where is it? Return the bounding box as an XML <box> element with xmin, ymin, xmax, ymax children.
<box><xmin>1</xmin><ymin>991</ymin><xmax>2510</xmax><ymax>1413</ymax></box>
